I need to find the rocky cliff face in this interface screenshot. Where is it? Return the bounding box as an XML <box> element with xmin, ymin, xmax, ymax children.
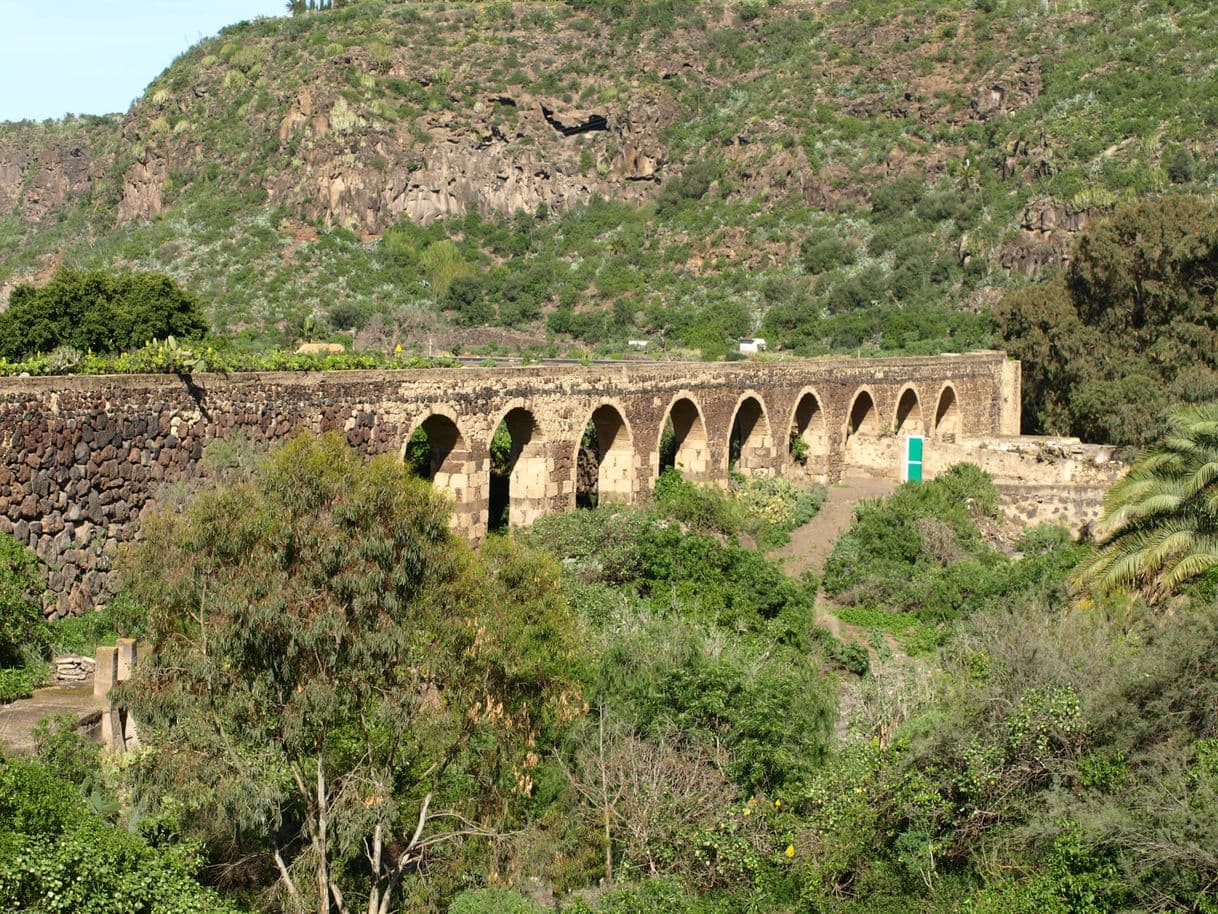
<box><xmin>103</xmin><ymin>28</ymin><xmax>684</xmax><ymax>236</ymax></box>
<box><xmin>0</xmin><ymin>120</ymin><xmax>114</xmax><ymax>226</ymax></box>
<box><xmin>268</xmin><ymin>86</ymin><xmax>671</xmax><ymax>231</ymax></box>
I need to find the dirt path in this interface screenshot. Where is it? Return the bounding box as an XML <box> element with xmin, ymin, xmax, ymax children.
<box><xmin>772</xmin><ymin>477</ymin><xmax>897</xmax><ymax>643</ymax></box>
<box><xmin>772</xmin><ymin>478</ymin><xmax>902</xmax><ymax>736</ymax></box>
<box><xmin>776</xmin><ymin>477</ymin><xmax>897</xmax><ymax>578</ymax></box>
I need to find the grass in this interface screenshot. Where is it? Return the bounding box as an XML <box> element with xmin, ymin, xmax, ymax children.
<box><xmin>833</xmin><ymin>604</ymin><xmax>947</xmax><ymax>655</ymax></box>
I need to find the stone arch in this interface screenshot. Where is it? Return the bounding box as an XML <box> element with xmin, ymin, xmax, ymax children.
<box><xmin>657</xmin><ymin>394</ymin><xmax>709</xmax><ymax>482</ymax></box>
<box><xmin>401</xmin><ymin>414</ymin><xmax>472</xmax><ymax>504</ymax></box>
<box><xmin>573</xmin><ymin>402</ymin><xmax>635</xmax><ymax>508</ymax></box>
<box><xmin>787</xmin><ymin>388</ymin><xmax>829</xmax><ymax>478</ymax></box>
<box><xmin>488</xmin><ymin>404</ymin><xmax>548</xmax><ymax>531</ymax></box>
<box><xmin>894</xmin><ymin>386</ymin><xmax>924</xmax><ymax>436</ymax></box>
<box><xmin>727</xmin><ymin>392</ymin><xmax>774</xmax><ymax>478</ymax></box>
<box><xmin>934</xmin><ymin>384</ymin><xmax>961</xmax><ymax>442</ymax></box>
<box><xmin>844</xmin><ymin>387</ymin><xmax>883</xmax><ymax>473</ymax></box>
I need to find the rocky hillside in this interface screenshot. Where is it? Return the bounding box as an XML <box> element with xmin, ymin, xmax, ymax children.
<box><xmin>1</xmin><ymin>0</ymin><xmax>1216</xmax><ymax>353</ymax></box>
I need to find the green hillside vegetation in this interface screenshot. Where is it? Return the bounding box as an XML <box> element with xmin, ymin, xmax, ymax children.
<box><xmin>2</xmin><ymin>0</ymin><xmax>1216</xmax><ymax>363</ymax></box>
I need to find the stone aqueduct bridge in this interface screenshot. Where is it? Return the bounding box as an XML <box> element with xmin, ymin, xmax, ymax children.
<box><xmin>0</xmin><ymin>352</ymin><xmax>1021</xmax><ymax>615</ymax></box>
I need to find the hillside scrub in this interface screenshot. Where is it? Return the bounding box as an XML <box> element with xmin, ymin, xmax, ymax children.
<box><xmin>822</xmin><ymin>464</ymin><xmax>1089</xmax><ymax>650</ymax></box>
<box><xmin>8</xmin><ymin>430</ymin><xmax>1214</xmax><ymax>912</ymax></box>
<box><xmin>5</xmin><ymin>0</ymin><xmax>1218</xmax><ymax>355</ymax></box>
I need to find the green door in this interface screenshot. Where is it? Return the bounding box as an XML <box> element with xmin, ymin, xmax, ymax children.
<box><xmin>905</xmin><ymin>436</ymin><xmax>924</xmax><ymax>482</ymax></box>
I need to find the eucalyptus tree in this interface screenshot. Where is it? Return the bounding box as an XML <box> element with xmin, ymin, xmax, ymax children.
<box><xmin>1075</xmin><ymin>403</ymin><xmax>1218</xmax><ymax>600</ymax></box>
<box><xmin>118</xmin><ymin>432</ymin><xmax>580</xmax><ymax>914</ymax></box>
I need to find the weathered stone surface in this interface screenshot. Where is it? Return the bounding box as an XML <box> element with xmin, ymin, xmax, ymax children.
<box><xmin>1</xmin><ymin>354</ymin><xmax>1031</xmax><ymax>613</ymax></box>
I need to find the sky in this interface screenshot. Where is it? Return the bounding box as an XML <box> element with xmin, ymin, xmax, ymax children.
<box><xmin>0</xmin><ymin>1</ymin><xmax>288</xmax><ymax>122</ymax></box>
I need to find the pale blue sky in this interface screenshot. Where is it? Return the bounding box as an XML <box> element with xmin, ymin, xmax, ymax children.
<box><xmin>0</xmin><ymin>1</ymin><xmax>287</xmax><ymax>122</ymax></box>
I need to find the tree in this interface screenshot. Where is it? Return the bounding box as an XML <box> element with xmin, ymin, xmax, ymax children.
<box><xmin>0</xmin><ymin>268</ymin><xmax>208</xmax><ymax>360</ymax></box>
<box><xmin>997</xmin><ymin>195</ymin><xmax>1218</xmax><ymax>444</ymax></box>
<box><xmin>1074</xmin><ymin>403</ymin><xmax>1218</xmax><ymax>600</ymax></box>
<box><xmin>117</xmin><ymin>432</ymin><xmax>580</xmax><ymax>914</ymax></box>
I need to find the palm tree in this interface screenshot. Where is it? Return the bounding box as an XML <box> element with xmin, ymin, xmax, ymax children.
<box><xmin>1074</xmin><ymin>403</ymin><xmax>1218</xmax><ymax>601</ymax></box>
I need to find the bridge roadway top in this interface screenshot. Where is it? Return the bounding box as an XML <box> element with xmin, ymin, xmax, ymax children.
<box><xmin>0</xmin><ymin>350</ymin><xmax>1010</xmax><ymax>395</ymax></box>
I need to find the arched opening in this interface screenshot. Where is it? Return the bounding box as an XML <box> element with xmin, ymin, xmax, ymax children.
<box><xmin>488</xmin><ymin>407</ymin><xmax>547</xmax><ymax>532</ymax></box>
<box><xmin>789</xmin><ymin>392</ymin><xmax>828</xmax><ymax>478</ymax></box>
<box><xmin>657</xmin><ymin>396</ymin><xmax>709</xmax><ymax>482</ymax></box>
<box><xmin>894</xmin><ymin>388</ymin><xmax>924</xmax><ymax>436</ymax></box>
<box><xmin>844</xmin><ymin>389</ymin><xmax>882</xmax><ymax>473</ymax></box>
<box><xmin>575</xmin><ymin>404</ymin><xmax>634</xmax><ymax>509</ymax></box>
<box><xmin>848</xmin><ymin>390</ymin><xmax>880</xmax><ymax>438</ymax></box>
<box><xmin>728</xmin><ymin>395</ymin><xmax>773</xmax><ymax>477</ymax></box>
<box><xmin>935</xmin><ymin>386</ymin><xmax>961</xmax><ymax>442</ymax></box>
<box><xmin>403</xmin><ymin>414</ymin><xmax>471</xmax><ymax>502</ymax></box>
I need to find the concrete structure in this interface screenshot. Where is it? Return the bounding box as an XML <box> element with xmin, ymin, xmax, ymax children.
<box><xmin>0</xmin><ymin>352</ymin><xmax>1116</xmax><ymax>615</ymax></box>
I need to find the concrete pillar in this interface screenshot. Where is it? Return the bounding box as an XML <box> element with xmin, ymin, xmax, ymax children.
<box><xmin>94</xmin><ymin>646</ymin><xmax>118</xmax><ymax>698</ymax></box>
<box><xmin>116</xmin><ymin>638</ymin><xmax>137</xmax><ymax>680</ymax></box>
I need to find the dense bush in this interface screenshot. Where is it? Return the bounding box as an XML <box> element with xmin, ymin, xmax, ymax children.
<box><xmin>0</xmin><ymin>534</ymin><xmax>48</xmax><ymax>701</ymax></box>
<box><xmin>0</xmin><ymin>754</ymin><xmax>244</xmax><ymax>913</ymax></box>
<box><xmin>0</xmin><ymin>268</ymin><xmax>208</xmax><ymax>360</ymax></box>
<box><xmin>792</xmin><ymin>595</ymin><xmax>1218</xmax><ymax>913</ymax></box>
<box><xmin>822</xmin><ymin>464</ymin><xmax>1005</xmax><ymax>621</ymax></box>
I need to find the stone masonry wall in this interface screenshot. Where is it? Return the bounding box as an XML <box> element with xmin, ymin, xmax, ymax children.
<box><xmin>0</xmin><ymin>353</ymin><xmax>1020</xmax><ymax>615</ymax></box>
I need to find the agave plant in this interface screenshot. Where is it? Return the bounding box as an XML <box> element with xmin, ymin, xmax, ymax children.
<box><xmin>1075</xmin><ymin>404</ymin><xmax>1218</xmax><ymax>601</ymax></box>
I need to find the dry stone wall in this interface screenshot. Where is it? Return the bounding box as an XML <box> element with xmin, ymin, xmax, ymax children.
<box><xmin>1</xmin><ymin>352</ymin><xmax>1022</xmax><ymax>615</ymax></box>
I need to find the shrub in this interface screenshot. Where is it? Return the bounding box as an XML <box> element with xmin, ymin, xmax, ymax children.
<box><xmin>0</xmin><ymin>754</ymin><xmax>243</xmax><ymax>913</ymax></box>
<box><xmin>822</xmin><ymin>464</ymin><xmax>1006</xmax><ymax>620</ymax></box>
<box><xmin>656</xmin><ymin>160</ymin><xmax>717</xmax><ymax>214</ymax></box>
<box><xmin>801</xmin><ymin>235</ymin><xmax>856</xmax><ymax>274</ymax></box>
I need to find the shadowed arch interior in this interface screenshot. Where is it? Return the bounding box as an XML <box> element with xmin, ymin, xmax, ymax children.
<box><xmin>658</xmin><ymin>397</ymin><xmax>709</xmax><ymax>481</ymax></box>
<box><xmin>790</xmin><ymin>392</ymin><xmax>828</xmax><ymax>477</ymax></box>
<box><xmin>489</xmin><ymin>407</ymin><xmax>547</xmax><ymax>531</ymax></box>
<box><xmin>844</xmin><ymin>389</ymin><xmax>883</xmax><ymax>475</ymax></box>
<box><xmin>935</xmin><ymin>386</ymin><xmax>961</xmax><ymax>441</ymax></box>
<box><xmin>406</xmin><ymin>414</ymin><xmax>469</xmax><ymax>483</ymax></box>
<box><xmin>729</xmin><ymin>396</ymin><xmax>773</xmax><ymax>477</ymax></box>
<box><xmin>576</xmin><ymin>404</ymin><xmax>634</xmax><ymax>508</ymax></box>
<box><xmin>895</xmin><ymin>388</ymin><xmax>924</xmax><ymax>435</ymax></box>
<box><xmin>848</xmin><ymin>390</ymin><xmax>880</xmax><ymax>438</ymax></box>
